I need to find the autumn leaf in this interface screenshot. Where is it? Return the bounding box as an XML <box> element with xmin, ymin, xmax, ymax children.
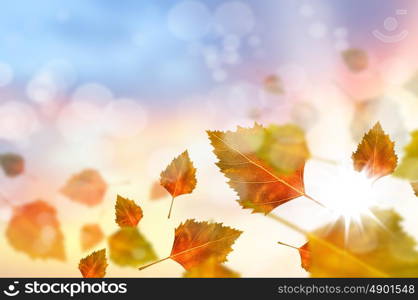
<box><xmin>207</xmin><ymin>124</ymin><xmax>310</xmax><ymax>214</ymax></box>
<box><xmin>115</xmin><ymin>195</ymin><xmax>143</xmax><ymax>227</ymax></box>
<box><xmin>183</xmin><ymin>257</ymin><xmax>240</xmax><ymax>278</ymax></box>
<box><xmin>6</xmin><ymin>200</ymin><xmax>65</xmax><ymax>260</ymax></box>
<box><xmin>81</xmin><ymin>224</ymin><xmax>104</xmax><ymax>251</ymax></box>
<box><xmin>394</xmin><ymin>130</ymin><xmax>418</xmax><ymax>181</ymax></box>
<box><xmin>160</xmin><ymin>150</ymin><xmax>196</xmax><ymax>218</ymax></box>
<box><xmin>299</xmin><ymin>242</ymin><xmax>311</xmax><ymax>271</ymax></box>
<box><xmin>108</xmin><ymin>227</ymin><xmax>157</xmax><ymax>267</ymax></box>
<box><xmin>411</xmin><ymin>182</ymin><xmax>418</xmax><ymax>197</ymax></box>
<box><xmin>61</xmin><ymin>169</ymin><xmax>107</xmax><ymax>206</ymax></box>
<box><xmin>278</xmin><ymin>241</ymin><xmax>310</xmax><ymax>271</ymax></box>
<box><xmin>139</xmin><ymin>220</ymin><xmax>242</xmax><ymax>271</ymax></box>
<box><xmin>79</xmin><ymin>249</ymin><xmax>108</xmax><ymax>278</ymax></box>
<box><xmin>264</xmin><ymin>74</ymin><xmax>284</xmax><ymax>95</ymax></box>
<box><xmin>342</xmin><ymin>48</ymin><xmax>368</xmax><ymax>72</ymax></box>
<box><xmin>149</xmin><ymin>181</ymin><xmax>168</xmax><ymax>200</ymax></box>
<box><xmin>308</xmin><ymin>208</ymin><xmax>418</xmax><ymax>277</ymax></box>
<box><xmin>0</xmin><ymin>153</ymin><xmax>24</xmax><ymax>177</ymax></box>
<box><xmin>352</xmin><ymin>122</ymin><xmax>397</xmax><ymax>178</ymax></box>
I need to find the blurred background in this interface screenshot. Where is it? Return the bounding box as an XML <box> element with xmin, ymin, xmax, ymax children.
<box><xmin>0</xmin><ymin>0</ymin><xmax>418</xmax><ymax>277</ymax></box>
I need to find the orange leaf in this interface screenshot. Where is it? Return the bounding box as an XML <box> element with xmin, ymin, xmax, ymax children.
<box><xmin>61</xmin><ymin>169</ymin><xmax>107</xmax><ymax>206</ymax></box>
<box><xmin>139</xmin><ymin>220</ymin><xmax>242</xmax><ymax>271</ymax></box>
<box><xmin>160</xmin><ymin>150</ymin><xmax>196</xmax><ymax>218</ymax></box>
<box><xmin>81</xmin><ymin>224</ymin><xmax>104</xmax><ymax>251</ymax></box>
<box><xmin>6</xmin><ymin>200</ymin><xmax>66</xmax><ymax>261</ymax></box>
<box><xmin>352</xmin><ymin>122</ymin><xmax>397</xmax><ymax>178</ymax></box>
<box><xmin>299</xmin><ymin>242</ymin><xmax>311</xmax><ymax>271</ymax></box>
<box><xmin>149</xmin><ymin>181</ymin><xmax>168</xmax><ymax>200</ymax></box>
<box><xmin>207</xmin><ymin>124</ymin><xmax>307</xmax><ymax>214</ymax></box>
<box><xmin>79</xmin><ymin>249</ymin><xmax>108</xmax><ymax>278</ymax></box>
<box><xmin>115</xmin><ymin>195</ymin><xmax>143</xmax><ymax>227</ymax></box>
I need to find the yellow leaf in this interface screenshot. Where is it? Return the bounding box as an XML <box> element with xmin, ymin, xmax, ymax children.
<box><xmin>183</xmin><ymin>257</ymin><xmax>240</xmax><ymax>278</ymax></box>
<box><xmin>309</xmin><ymin>209</ymin><xmax>418</xmax><ymax>277</ymax></box>
<box><xmin>394</xmin><ymin>130</ymin><xmax>418</xmax><ymax>181</ymax></box>
<box><xmin>139</xmin><ymin>220</ymin><xmax>242</xmax><ymax>271</ymax></box>
<box><xmin>412</xmin><ymin>182</ymin><xmax>418</xmax><ymax>196</ymax></box>
<box><xmin>207</xmin><ymin>123</ymin><xmax>309</xmax><ymax>214</ymax></box>
<box><xmin>108</xmin><ymin>227</ymin><xmax>157</xmax><ymax>267</ymax></box>
<box><xmin>78</xmin><ymin>249</ymin><xmax>108</xmax><ymax>278</ymax></box>
<box><xmin>115</xmin><ymin>195</ymin><xmax>143</xmax><ymax>227</ymax></box>
<box><xmin>352</xmin><ymin>122</ymin><xmax>397</xmax><ymax>178</ymax></box>
<box><xmin>160</xmin><ymin>150</ymin><xmax>197</xmax><ymax>218</ymax></box>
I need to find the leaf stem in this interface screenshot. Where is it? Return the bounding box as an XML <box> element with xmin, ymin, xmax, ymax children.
<box><xmin>303</xmin><ymin>193</ymin><xmax>325</xmax><ymax>208</ymax></box>
<box><xmin>138</xmin><ymin>256</ymin><xmax>170</xmax><ymax>271</ymax></box>
<box><xmin>167</xmin><ymin>196</ymin><xmax>175</xmax><ymax>219</ymax></box>
<box><xmin>277</xmin><ymin>241</ymin><xmax>300</xmax><ymax>251</ymax></box>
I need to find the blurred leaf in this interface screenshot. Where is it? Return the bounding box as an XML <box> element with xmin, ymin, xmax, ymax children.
<box><xmin>160</xmin><ymin>150</ymin><xmax>196</xmax><ymax>218</ymax></box>
<box><xmin>139</xmin><ymin>220</ymin><xmax>242</xmax><ymax>271</ymax></box>
<box><xmin>263</xmin><ymin>74</ymin><xmax>284</xmax><ymax>95</ymax></box>
<box><xmin>61</xmin><ymin>169</ymin><xmax>107</xmax><ymax>206</ymax></box>
<box><xmin>149</xmin><ymin>181</ymin><xmax>168</xmax><ymax>200</ymax></box>
<box><xmin>183</xmin><ymin>257</ymin><xmax>240</xmax><ymax>278</ymax></box>
<box><xmin>352</xmin><ymin>122</ymin><xmax>397</xmax><ymax>178</ymax></box>
<box><xmin>0</xmin><ymin>153</ymin><xmax>24</xmax><ymax>177</ymax></box>
<box><xmin>6</xmin><ymin>200</ymin><xmax>65</xmax><ymax>261</ymax></box>
<box><xmin>79</xmin><ymin>249</ymin><xmax>107</xmax><ymax>278</ymax></box>
<box><xmin>81</xmin><ymin>224</ymin><xmax>104</xmax><ymax>251</ymax></box>
<box><xmin>115</xmin><ymin>195</ymin><xmax>142</xmax><ymax>227</ymax></box>
<box><xmin>207</xmin><ymin>123</ymin><xmax>308</xmax><ymax>214</ymax></box>
<box><xmin>411</xmin><ymin>182</ymin><xmax>418</xmax><ymax>196</ymax></box>
<box><xmin>342</xmin><ymin>48</ymin><xmax>368</xmax><ymax>73</ymax></box>
<box><xmin>108</xmin><ymin>227</ymin><xmax>157</xmax><ymax>267</ymax></box>
<box><xmin>394</xmin><ymin>130</ymin><xmax>418</xmax><ymax>181</ymax></box>
<box><xmin>309</xmin><ymin>209</ymin><xmax>418</xmax><ymax>277</ymax></box>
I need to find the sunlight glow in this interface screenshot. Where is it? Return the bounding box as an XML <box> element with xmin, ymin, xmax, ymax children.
<box><xmin>319</xmin><ymin>165</ymin><xmax>377</xmax><ymax>222</ymax></box>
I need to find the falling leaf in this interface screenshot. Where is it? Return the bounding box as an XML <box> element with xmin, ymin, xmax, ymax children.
<box><xmin>183</xmin><ymin>257</ymin><xmax>240</xmax><ymax>278</ymax></box>
<box><xmin>108</xmin><ymin>227</ymin><xmax>157</xmax><ymax>267</ymax></box>
<box><xmin>342</xmin><ymin>48</ymin><xmax>368</xmax><ymax>72</ymax></box>
<box><xmin>309</xmin><ymin>208</ymin><xmax>418</xmax><ymax>277</ymax></box>
<box><xmin>81</xmin><ymin>224</ymin><xmax>104</xmax><ymax>251</ymax></box>
<box><xmin>264</xmin><ymin>74</ymin><xmax>284</xmax><ymax>95</ymax></box>
<box><xmin>0</xmin><ymin>153</ymin><xmax>24</xmax><ymax>177</ymax></box>
<box><xmin>278</xmin><ymin>241</ymin><xmax>310</xmax><ymax>271</ymax></box>
<box><xmin>299</xmin><ymin>242</ymin><xmax>310</xmax><ymax>271</ymax></box>
<box><xmin>160</xmin><ymin>150</ymin><xmax>196</xmax><ymax>218</ymax></box>
<box><xmin>352</xmin><ymin>122</ymin><xmax>397</xmax><ymax>178</ymax></box>
<box><xmin>6</xmin><ymin>200</ymin><xmax>65</xmax><ymax>260</ymax></box>
<box><xmin>411</xmin><ymin>182</ymin><xmax>418</xmax><ymax>196</ymax></box>
<box><xmin>115</xmin><ymin>195</ymin><xmax>143</xmax><ymax>227</ymax></box>
<box><xmin>149</xmin><ymin>181</ymin><xmax>168</xmax><ymax>200</ymax></box>
<box><xmin>394</xmin><ymin>130</ymin><xmax>418</xmax><ymax>181</ymax></box>
<box><xmin>61</xmin><ymin>169</ymin><xmax>107</xmax><ymax>206</ymax></box>
<box><xmin>79</xmin><ymin>249</ymin><xmax>108</xmax><ymax>278</ymax></box>
<box><xmin>207</xmin><ymin>124</ymin><xmax>308</xmax><ymax>214</ymax></box>
<box><xmin>139</xmin><ymin>220</ymin><xmax>242</xmax><ymax>271</ymax></box>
